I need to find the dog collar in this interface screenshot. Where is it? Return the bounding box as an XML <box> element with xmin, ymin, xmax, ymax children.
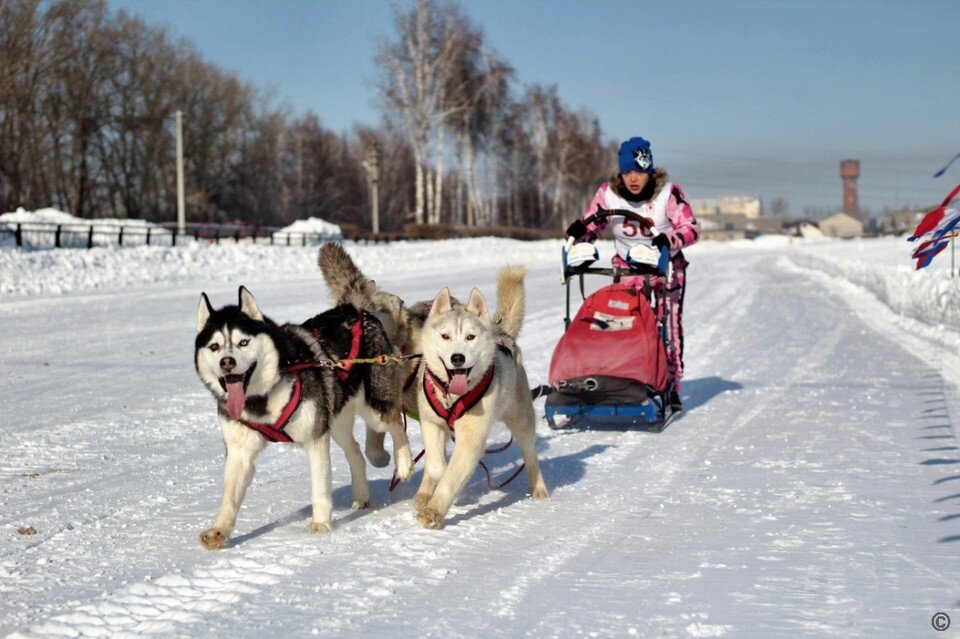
<box><xmin>423</xmin><ymin>364</ymin><xmax>495</xmax><ymax>430</ymax></box>
<box><xmin>238</xmin><ymin>374</ymin><xmax>302</xmax><ymax>443</ymax></box>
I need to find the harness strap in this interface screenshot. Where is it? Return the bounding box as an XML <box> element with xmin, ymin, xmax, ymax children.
<box><xmin>389</xmin><ymin>397</ymin><xmax>525</xmax><ymax>492</ymax></box>
<box><xmin>239</xmin><ymin>375</ymin><xmax>301</xmax><ymax>443</ymax></box>
<box><xmin>335</xmin><ymin>309</ymin><xmax>365</xmax><ymax>381</ymax></box>
<box><xmin>423</xmin><ymin>364</ymin><xmax>495</xmax><ymax>430</ymax></box>
<box><xmin>402</xmin><ymin>368</ymin><xmax>418</xmax><ymax>392</ymax></box>
<box><xmin>478</xmin><ymin>459</ymin><xmax>526</xmax><ymax>490</ymax></box>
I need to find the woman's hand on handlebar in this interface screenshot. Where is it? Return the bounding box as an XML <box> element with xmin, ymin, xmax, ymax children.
<box><xmin>564</xmin><ymin>219</ymin><xmax>588</xmax><ymax>240</ymax></box>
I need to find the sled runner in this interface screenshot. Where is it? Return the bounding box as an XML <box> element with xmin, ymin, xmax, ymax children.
<box><xmin>537</xmin><ymin>209</ymin><xmax>680</xmax><ymax>432</ymax></box>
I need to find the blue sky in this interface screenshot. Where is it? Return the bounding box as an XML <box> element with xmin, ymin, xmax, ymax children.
<box><xmin>109</xmin><ymin>0</ymin><xmax>960</xmax><ymax>218</ymax></box>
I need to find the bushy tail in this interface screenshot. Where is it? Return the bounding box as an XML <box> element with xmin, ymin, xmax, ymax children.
<box><xmin>317</xmin><ymin>243</ymin><xmax>376</xmax><ymax>306</ymax></box>
<box><xmin>493</xmin><ymin>265</ymin><xmax>526</xmax><ymax>339</ymax></box>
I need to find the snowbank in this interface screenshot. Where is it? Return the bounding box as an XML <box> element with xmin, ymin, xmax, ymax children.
<box><xmin>276</xmin><ymin>216</ymin><xmax>342</xmax><ymax>237</ymax></box>
<box><xmin>787</xmin><ymin>235</ymin><xmax>960</xmax><ymax>329</ymax></box>
<box><xmin>0</xmin><ymin>237</ymin><xmax>563</xmax><ymax>297</ymax></box>
<box><xmin>0</xmin><ymin>206</ymin><xmax>168</xmax><ymax>229</ymax></box>
<box><xmin>4</xmin><ymin>206</ymin><xmax>959</xmax><ymax>334</ymax></box>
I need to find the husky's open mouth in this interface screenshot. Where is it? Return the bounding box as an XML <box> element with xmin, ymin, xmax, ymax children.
<box><xmin>219</xmin><ymin>362</ymin><xmax>257</xmax><ymax>420</ymax></box>
<box><xmin>445</xmin><ymin>366</ymin><xmax>472</xmax><ymax>395</ymax></box>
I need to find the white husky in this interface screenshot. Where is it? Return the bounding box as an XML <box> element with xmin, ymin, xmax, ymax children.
<box><xmin>414</xmin><ymin>267</ymin><xmax>549</xmax><ymax>528</ymax></box>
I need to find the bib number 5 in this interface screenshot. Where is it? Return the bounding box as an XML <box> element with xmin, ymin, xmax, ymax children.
<box><xmin>621</xmin><ymin>218</ymin><xmax>654</xmax><ymax>238</ymax></box>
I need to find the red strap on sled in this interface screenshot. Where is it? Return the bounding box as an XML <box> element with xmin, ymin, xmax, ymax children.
<box><xmin>239</xmin><ymin>375</ymin><xmax>301</xmax><ymax>443</ymax></box>
<box><xmin>423</xmin><ymin>364</ymin><xmax>495</xmax><ymax>430</ymax></box>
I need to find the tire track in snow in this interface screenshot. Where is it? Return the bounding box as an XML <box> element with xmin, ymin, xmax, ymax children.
<box><xmin>9</xmin><ymin>554</ymin><xmax>295</xmax><ymax>638</ymax></box>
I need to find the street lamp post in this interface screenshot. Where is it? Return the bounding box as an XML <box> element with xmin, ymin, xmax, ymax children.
<box><xmin>175</xmin><ymin>110</ymin><xmax>185</xmax><ymax>235</ymax></box>
<box><xmin>363</xmin><ymin>147</ymin><xmax>380</xmax><ymax>235</ymax></box>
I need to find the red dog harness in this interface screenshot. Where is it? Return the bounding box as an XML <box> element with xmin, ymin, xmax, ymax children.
<box><xmin>284</xmin><ymin>309</ymin><xmax>365</xmax><ymax>379</ymax></box>
<box><xmin>333</xmin><ymin>310</ymin><xmax>364</xmax><ymax>381</ymax></box>
<box><xmin>420</xmin><ymin>362</ymin><xmax>527</xmax><ymax>491</ymax></box>
<box><xmin>422</xmin><ymin>364</ymin><xmax>495</xmax><ymax>430</ymax></box>
<box><xmin>238</xmin><ymin>374</ymin><xmax>302</xmax><ymax>443</ymax></box>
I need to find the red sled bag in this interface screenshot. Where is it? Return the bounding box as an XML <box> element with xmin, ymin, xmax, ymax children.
<box><xmin>548</xmin><ymin>283</ymin><xmax>668</xmax><ymax>393</ymax></box>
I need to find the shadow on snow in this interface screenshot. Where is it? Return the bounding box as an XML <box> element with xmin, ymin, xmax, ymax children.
<box><xmin>229</xmin><ymin>442</ymin><xmax>611</xmax><ymax>545</ymax></box>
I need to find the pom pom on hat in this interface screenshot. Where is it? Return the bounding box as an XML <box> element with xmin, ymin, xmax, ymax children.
<box><xmin>618</xmin><ymin>136</ymin><xmax>654</xmax><ymax>174</ymax></box>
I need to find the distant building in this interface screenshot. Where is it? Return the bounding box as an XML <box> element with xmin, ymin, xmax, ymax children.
<box><xmin>698</xmin><ymin>214</ymin><xmax>748</xmax><ymax>241</ymax></box>
<box><xmin>784</xmin><ymin>219</ymin><xmax>824</xmax><ymax>239</ymax></box>
<box><xmin>698</xmin><ymin>213</ymin><xmax>785</xmax><ymax>240</ymax></box>
<box><xmin>692</xmin><ymin>195</ymin><xmax>762</xmax><ymax>218</ymax></box>
<box><xmin>747</xmin><ymin>216</ymin><xmax>785</xmax><ymax>235</ymax></box>
<box><xmin>819</xmin><ymin>212</ymin><xmax>864</xmax><ymax>238</ymax></box>
<box><xmin>870</xmin><ymin>210</ymin><xmax>922</xmax><ymax>236</ymax></box>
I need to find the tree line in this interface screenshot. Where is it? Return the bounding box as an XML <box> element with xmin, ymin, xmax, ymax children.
<box><xmin>0</xmin><ymin>0</ymin><xmax>613</xmax><ymax>232</ymax></box>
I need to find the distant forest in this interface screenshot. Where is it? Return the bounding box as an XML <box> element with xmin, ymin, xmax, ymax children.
<box><xmin>0</xmin><ymin>0</ymin><xmax>614</xmax><ymax>232</ymax></box>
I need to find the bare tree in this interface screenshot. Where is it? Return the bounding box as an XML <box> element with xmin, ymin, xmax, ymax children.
<box><xmin>377</xmin><ymin>0</ymin><xmax>481</xmax><ymax>225</ymax></box>
<box><xmin>768</xmin><ymin>197</ymin><xmax>789</xmax><ymax>218</ymax></box>
<box><xmin>448</xmin><ymin>47</ymin><xmax>512</xmax><ymax>225</ymax></box>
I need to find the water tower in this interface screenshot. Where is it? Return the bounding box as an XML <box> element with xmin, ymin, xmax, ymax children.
<box><xmin>840</xmin><ymin>159</ymin><xmax>860</xmax><ymax>218</ymax></box>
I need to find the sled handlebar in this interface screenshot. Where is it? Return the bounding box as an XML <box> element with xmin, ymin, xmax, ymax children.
<box><xmin>582</xmin><ymin>207</ymin><xmax>661</xmax><ymax>234</ymax></box>
<box><xmin>563</xmin><ymin>207</ymin><xmax>671</xmax><ymax>277</ymax></box>
<box><xmin>564</xmin><ymin>208</ymin><xmax>662</xmax><ymax>245</ymax></box>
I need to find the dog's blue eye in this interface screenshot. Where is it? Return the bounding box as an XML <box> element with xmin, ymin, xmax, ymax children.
<box><xmin>238</xmin><ymin>339</ymin><xmax>250</xmax><ymax>347</ymax></box>
<box><xmin>209</xmin><ymin>343</ymin><xmax>220</xmax><ymax>352</ymax></box>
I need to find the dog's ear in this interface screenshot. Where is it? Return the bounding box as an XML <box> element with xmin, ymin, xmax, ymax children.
<box><xmin>465</xmin><ymin>287</ymin><xmax>489</xmax><ymax>320</ymax></box>
<box><xmin>238</xmin><ymin>286</ymin><xmax>264</xmax><ymax>321</ymax></box>
<box><xmin>197</xmin><ymin>293</ymin><xmax>214</xmax><ymax>332</ymax></box>
<box><xmin>429</xmin><ymin>287</ymin><xmax>453</xmax><ymax>316</ymax></box>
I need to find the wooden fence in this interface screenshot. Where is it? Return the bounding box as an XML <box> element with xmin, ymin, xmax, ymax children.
<box><xmin>0</xmin><ymin>222</ymin><xmax>343</xmax><ymax>250</ymax></box>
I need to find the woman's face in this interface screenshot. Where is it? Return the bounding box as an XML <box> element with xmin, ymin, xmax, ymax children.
<box><xmin>621</xmin><ymin>171</ymin><xmax>649</xmax><ymax>195</ymax></box>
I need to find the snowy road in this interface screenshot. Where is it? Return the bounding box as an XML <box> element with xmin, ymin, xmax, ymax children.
<box><xmin>1</xmin><ymin>241</ymin><xmax>958</xmax><ymax>637</ymax></box>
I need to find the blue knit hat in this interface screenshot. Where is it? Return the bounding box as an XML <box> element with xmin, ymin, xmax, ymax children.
<box><xmin>618</xmin><ymin>136</ymin><xmax>654</xmax><ymax>174</ymax></box>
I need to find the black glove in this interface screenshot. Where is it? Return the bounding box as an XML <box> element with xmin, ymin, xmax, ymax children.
<box><xmin>652</xmin><ymin>234</ymin><xmax>670</xmax><ymax>250</ymax></box>
<box><xmin>564</xmin><ymin>219</ymin><xmax>588</xmax><ymax>240</ymax></box>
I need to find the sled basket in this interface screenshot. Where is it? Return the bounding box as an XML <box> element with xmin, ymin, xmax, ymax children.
<box><xmin>549</xmin><ymin>283</ymin><xmax>668</xmax><ymax>392</ymax></box>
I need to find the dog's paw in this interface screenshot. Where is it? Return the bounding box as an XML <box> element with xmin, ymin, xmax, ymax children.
<box><xmin>308</xmin><ymin>521</ymin><xmax>332</xmax><ymax>534</ymax></box>
<box><xmin>351</xmin><ymin>499</ymin><xmax>371</xmax><ymax>510</ymax></box>
<box><xmin>416</xmin><ymin>507</ymin><xmax>444</xmax><ymax>529</ymax></box>
<box><xmin>530</xmin><ymin>485</ymin><xmax>550</xmax><ymax>500</ymax></box>
<box><xmin>199</xmin><ymin>528</ymin><xmax>229</xmax><ymax>550</ymax></box>
<box><xmin>365</xmin><ymin>448</ymin><xmax>391</xmax><ymax>468</ymax></box>
<box><xmin>412</xmin><ymin>492</ymin><xmax>431</xmax><ymax>511</ymax></box>
<box><xmin>395</xmin><ymin>460</ymin><xmax>414</xmax><ymax>482</ymax></box>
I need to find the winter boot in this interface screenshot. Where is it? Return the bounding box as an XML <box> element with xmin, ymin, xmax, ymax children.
<box><xmin>668</xmin><ymin>390</ymin><xmax>683</xmax><ymax>412</ymax></box>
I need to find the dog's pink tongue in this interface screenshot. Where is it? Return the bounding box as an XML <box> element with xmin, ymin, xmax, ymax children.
<box><xmin>448</xmin><ymin>372</ymin><xmax>470</xmax><ymax>396</ymax></box>
<box><xmin>226</xmin><ymin>381</ymin><xmax>246</xmax><ymax>420</ymax></box>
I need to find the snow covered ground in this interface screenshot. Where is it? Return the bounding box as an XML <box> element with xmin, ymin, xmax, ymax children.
<box><xmin>2</xmin><ymin>230</ymin><xmax>960</xmax><ymax>637</ymax></box>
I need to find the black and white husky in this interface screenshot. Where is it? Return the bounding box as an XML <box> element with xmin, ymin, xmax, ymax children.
<box><xmin>414</xmin><ymin>268</ymin><xmax>549</xmax><ymax>529</ymax></box>
<box><xmin>194</xmin><ymin>286</ymin><xmax>409</xmax><ymax>549</ymax></box>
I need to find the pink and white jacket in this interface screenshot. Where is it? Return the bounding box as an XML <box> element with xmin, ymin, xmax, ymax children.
<box><xmin>580</xmin><ymin>168</ymin><xmax>701</xmax><ymax>262</ymax></box>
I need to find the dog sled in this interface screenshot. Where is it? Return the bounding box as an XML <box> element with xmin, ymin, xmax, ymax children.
<box><xmin>536</xmin><ymin>209</ymin><xmax>680</xmax><ymax>432</ymax></box>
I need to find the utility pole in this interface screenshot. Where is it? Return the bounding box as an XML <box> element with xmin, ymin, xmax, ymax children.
<box><xmin>363</xmin><ymin>146</ymin><xmax>380</xmax><ymax>234</ymax></box>
<box><xmin>296</xmin><ymin>132</ymin><xmax>303</xmax><ymax>217</ymax></box>
<box><xmin>175</xmin><ymin>110</ymin><xmax>186</xmax><ymax>234</ymax></box>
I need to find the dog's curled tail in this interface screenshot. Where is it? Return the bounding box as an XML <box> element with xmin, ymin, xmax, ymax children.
<box><xmin>493</xmin><ymin>265</ymin><xmax>526</xmax><ymax>339</ymax></box>
<box><xmin>317</xmin><ymin>243</ymin><xmax>375</xmax><ymax>305</ymax></box>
